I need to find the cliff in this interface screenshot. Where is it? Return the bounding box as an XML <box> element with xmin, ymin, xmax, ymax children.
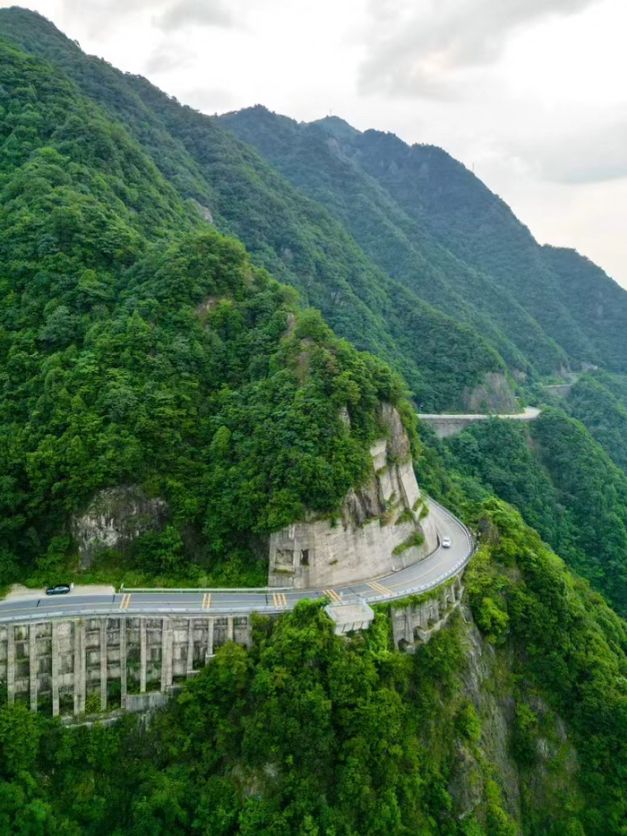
<box><xmin>268</xmin><ymin>404</ymin><xmax>438</xmax><ymax>588</ymax></box>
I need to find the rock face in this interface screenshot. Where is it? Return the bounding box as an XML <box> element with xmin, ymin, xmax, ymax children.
<box><xmin>268</xmin><ymin>404</ymin><xmax>438</xmax><ymax>588</ymax></box>
<box><xmin>463</xmin><ymin>372</ymin><xmax>517</xmax><ymax>414</ymax></box>
<box><xmin>456</xmin><ymin>608</ymin><xmax>522</xmax><ymax>822</ymax></box>
<box><xmin>71</xmin><ymin>486</ymin><xmax>168</xmax><ymax>567</ymax></box>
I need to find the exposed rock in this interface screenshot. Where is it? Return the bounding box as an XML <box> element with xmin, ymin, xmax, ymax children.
<box><xmin>459</xmin><ymin>607</ymin><xmax>522</xmax><ymax>822</ymax></box>
<box><xmin>379</xmin><ymin>401</ymin><xmax>411</xmax><ymax>461</ymax></box>
<box><xmin>268</xmin><ymin>404</ymin><xmax>438</xmax><ymax>588</ymax></box>
<box><xmin>189</xmin><ymin>198</ymin><xmax>214</xmax><ymax>223</ymax></box>
<box><xmin>462</xmin><ymin>372</ymin><xmax>517</xmax><ymax>414</ymax></box>
<box><xmin>71</xmin><ymin>486</ymin><xmax>168</xmax><ymax>567</ymax></box>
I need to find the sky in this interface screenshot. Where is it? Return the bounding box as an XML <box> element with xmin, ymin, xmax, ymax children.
<box><xmin>3</xmin><ymin>0</ymin><xmax>627</xmax><ymax>289</ymax></box>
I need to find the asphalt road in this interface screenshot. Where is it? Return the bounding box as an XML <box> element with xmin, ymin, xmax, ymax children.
<box><xmin>0</xmin><ymin>501</ymin><xmax>474</xmax><ymax>624</ymax></box>
<box><xmin>418</xmin><ymin>406</ymin><xmax>540</xmax><ymax>421</ymax></box>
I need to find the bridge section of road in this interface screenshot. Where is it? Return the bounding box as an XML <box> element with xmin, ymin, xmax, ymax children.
<box><xmin>418</xmin><ymin>406</ymin><xmax>541</xmax><ymax>439</ymax></box>
<box><xmin>0</xmin><ymin>502</ymin><xmax>474</xmax><ymax>718</ymax></box>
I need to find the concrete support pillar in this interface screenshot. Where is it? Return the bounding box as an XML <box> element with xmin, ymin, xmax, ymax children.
<box><xmin>73</xmin><ymin>620</ymin><xmax>85</xmax><ymax>716</ymax></box>
<box><xmin>29</xmin><ymin>624</ymin><xmax>38</xmax><ymax>712</ymax></box>
<box><xmin>206</xmin><ymin>618</ymin><xmax>214</xmax><ymax>661</ymax></box>
<box><xmin>139</xmin><ymin>619</ymin><xmax>147</xmax><ymax>694</ymax></box>
<box><xmin>227</xmin><ymin>616</ymin><xmax>234</xmax><ymax>643</ymax></box>
<box><xmin>51</xmin><ymin>621</ymin><xmax>60</xmax><ymax>717</ymax></box>
<box><xmin>6</xmin><ymin>626</ymin><xmax>15</xmax><ymax>707</ymax></box>
<box><xmin>100</xmin><ymin>620</ymin><xmax>107</xmax><ymax>712</ymax></box>
<box><xmin>186</xmin><ymin>620</ymin><xmax>194</xmax><ymax>676</ymax></box>
<box><xmin>120</xmin><ymin>618</ymin><xmax>127</xmax><ymax>709</ymax></box>
<box><xmin>160</xmin><ymin>618</ymin><xmax>172</xmax><ymax>691</ymax></box>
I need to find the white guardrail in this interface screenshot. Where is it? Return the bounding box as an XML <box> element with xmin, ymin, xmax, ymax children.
<box><xmin>0</xmin><ymin>498</ymin><xmax>476</xmax><ymax>623</ymax></box>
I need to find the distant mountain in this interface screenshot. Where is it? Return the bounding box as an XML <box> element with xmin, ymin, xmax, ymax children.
<box><xmin>0</xmin><ymin>7</ymin><xmax>515</xmax><ymax>412</ymax></box>
<box><xmin>220</xmin><ymin>106</ymin><xmax>627</xmax><ymax>378</ymax></box>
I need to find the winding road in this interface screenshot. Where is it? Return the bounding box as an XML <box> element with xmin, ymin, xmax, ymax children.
<box><xmin>0</xmin><ymin>501</ymin><xmax>474</xmax><ymax>624</ymax></box>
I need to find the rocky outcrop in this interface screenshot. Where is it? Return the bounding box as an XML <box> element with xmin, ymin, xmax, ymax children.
<box><xmin>447</xmin><ymin>606</ymin><xmax>580</xmax><ymax>826</ymax></box>
<box><xmin>71</xmin><ymin>486</ymin><xmax>168</xmax><ymax>567</ymax></box>
<box><xmin>457</xmin><ymin>608</ymin><xmax>522</xmax><ymax>823</ymax></box>
<box><xmin>463</xmin><ymin>372</ymin><xmax>517</xmax><ymax>414</ymax></box>
<box><xmin>190</xmin><ymin>198</ymin><xmax>214</xmax><ymax>223</ymax></box>
<box><xmin>268</xmin><ymin>404</ymin><xmax>438</xmax><ymax>588</ymax></box>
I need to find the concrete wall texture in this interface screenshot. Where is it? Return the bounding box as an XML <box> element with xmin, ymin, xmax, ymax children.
<box><xmin>268</xmin><ymin>406</ymin><xmax>439</xmax><ymax>589</ymax></box>
<box><xmin>0</xmin><ymin>574</ymin><xmax>466</xmax><ymax>719</ymax></box>
<box><xmin>392</xmin><ymin>576</ymin><xmax>464</xmax><ymax>650</ymax></box>
<box><xmin>0</xmin><ymin>614</ymin><xmax>252</xmax><ymax>719</ymax></box>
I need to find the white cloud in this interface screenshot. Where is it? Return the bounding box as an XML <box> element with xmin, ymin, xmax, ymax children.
<box><xmin>359</xmin><ymin>0</ymin><xmax>602</xmax><ymax>98</ymax></box>
<box><xmin>153</xmin><ymin>0</ymin><xmax>235</xmax><ymax>31</ymax></box>
<box><xmin>0</xmin><ymin>0</ymin><xmax>625</xmax><ymax>288</ymax></box>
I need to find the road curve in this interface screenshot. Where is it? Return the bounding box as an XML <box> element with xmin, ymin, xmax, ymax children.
<box><xmin>418</xmin><ymin>406</ymin><xmax>540</xmax><ymax>421</ymax></box>
<box><xmin>0</xmin><ymin>501</ymin><xmax>474</xmax><ymax>624</ymax></box>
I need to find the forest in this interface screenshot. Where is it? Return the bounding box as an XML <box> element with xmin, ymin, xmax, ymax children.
<box><xmin>0</xmin><ymin>501</ymin><xmax>624</xmax><ymax>834</ymax></box>
<box><xmin>0</xmin><ymin>7</ymin><xmax>626</xmax><ymax>834</ymax></box>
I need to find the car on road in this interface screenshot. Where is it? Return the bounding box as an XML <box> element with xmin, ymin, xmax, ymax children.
<box><xmin>441</xmin><ymin>536</ymin><xmax>452</xmax><ymax>548</ymax></box>
<box><xmin>45</xmin><ymin>583</ymin><xmax>72</xmax><ymax>595</ymax></box>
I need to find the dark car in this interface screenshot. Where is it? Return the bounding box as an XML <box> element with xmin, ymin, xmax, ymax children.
<box><xmin>46</xmin><ymin>583</ymin><xmax>72</xmax><ymax>595</ymax></box>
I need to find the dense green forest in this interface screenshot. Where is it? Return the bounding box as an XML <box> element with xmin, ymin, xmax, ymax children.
<box><xmin>439</xmin><ymin>412</ymin><xmax>627</xmax><ymax>614</ymax></box>
<box><xmin>0</xmin><ymin>8</ymin><xmax>626</xmax><ymax>834</ymax></box>
<box><xmin>562</xmin><ymin>372</ymin><xmax>627</xmax><ymax>474</ymax></box>
<box><xmin>220</xmin><ymin>107</ymin><xmax>627</xmax><ymax>378</ymax></box>
<box><xmin>0</xmin><ymin>500</ymin><xmax>624</xmax><ymax>834</ymax></box>
<box><xmin>0</xmin><ymin>33</ymin><xmax>407</xmax><ymax>585</ymax></box>
<box><xmin>0</xmin><ymin>6</ymin><xmax>507</xmax><ymax>413</ymax></box>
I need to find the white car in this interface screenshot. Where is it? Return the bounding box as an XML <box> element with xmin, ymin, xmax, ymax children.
<box><xmin>441</xmin><ymin>536</ymin><xmax>452</xmax><ymax>549</ymax></box>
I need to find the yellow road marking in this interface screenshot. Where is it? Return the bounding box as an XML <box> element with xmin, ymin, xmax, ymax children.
<box><xmin>324</xmin><ymin>589</ymin><xmax>342</xmax><ymax>604</ymax></box>
<box><xmin>120</xmin><ymin>593</ymin><xmax>131</xmax><ymax>610</ymax></box>
<box><xmin>202</xmin><ymin>593</ymin><xmax>212</xmax><ymax>609</ymax></box>
<box><xmin>368</xmin><ymin>580</ymin><xmax>392</xmax><ymax>596</ymax></box>
<box><xmin>272</xmin><ymin>592</ymin><xmax>288</xmax><ymax>608</ymax></box>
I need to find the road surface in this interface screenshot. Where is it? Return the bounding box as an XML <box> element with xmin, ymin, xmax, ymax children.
<box><xmin>0</xmin><ymin>501</ymin><xmax>474</xmax><ymax>624</ymax></box>
<box><xmin>418</xmin><ymin>406</ymin><xmax>541</xmax><ymax>421</ymax></box>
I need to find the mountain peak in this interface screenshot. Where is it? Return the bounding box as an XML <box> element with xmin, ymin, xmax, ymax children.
<box><xmin>311</xmin><ymin>115</ymin><xmax>361</xmax><ymax>140</ymax></box>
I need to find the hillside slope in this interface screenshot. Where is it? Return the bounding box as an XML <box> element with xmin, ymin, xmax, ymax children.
<box><xmin>0</xmin><ymin>6</ymin><xmax>506</xmax><ymax>412</ymax></box>
<box><xmin>0</xmin><ymin>501</ymin><xmax>625</xmax><ymax>833</ymax></box>
<box><xmin>0</xmin><ymin>34</ymin><xmax>408</xmax><ymax>584</ymax></box>
<box><xmin>220</xmin><ymin>107</ymin><xmax>627</xmax><ymax>378</ymax></box>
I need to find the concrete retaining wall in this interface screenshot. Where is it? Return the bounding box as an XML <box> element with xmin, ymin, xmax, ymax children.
<box><xmin>391</xmin><ymin>575</ymin><xmax>464</xmax><ymax>650</ymax></box>
<box><xmin>0</xmin><ymin>614</ymin><xmax>251</xmax><ymax>719</ymax></box>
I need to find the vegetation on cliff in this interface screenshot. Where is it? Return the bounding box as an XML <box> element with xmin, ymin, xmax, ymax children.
<box><xmin>441</xmin><ymin>412</ymin><xmax>627</xmax><ymax>614</ymax></box>
<box><xmin>0</xmin><ymin>10</ymin><xmax>626</xmax><ymax>834</ymax></box>
<box><xmin>0</xmin><ymin>34</ymin><xmax>408</xmax><ymax>585</ymax></box>
<box><xmin>0</xmin><ymin>501</ymin><xmax>624</xmax><ymax>833</ymax></box>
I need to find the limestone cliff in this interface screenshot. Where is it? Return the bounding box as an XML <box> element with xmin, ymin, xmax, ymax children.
<box><xmin>448</xmin><ymin>606</ymin><xmax>581</xmax><ymax>826</ymax></box>
<box><xmin>268</xmin><ymin>404</ymin><xmax>438</xmax><ymax>588</ymax></box>
<box><xmin>71</xmin><ymin>486</ymin><xmax>168</xmax><ymax>567</ymax></box>
<box><xmin>462</xmin><ymin>372</ymin><xmax>518</xmax><ymax>414</ymax></box>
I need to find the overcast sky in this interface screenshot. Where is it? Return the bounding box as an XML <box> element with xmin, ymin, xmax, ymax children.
<box><xmin>3</xmin><ymin>0</ymin><xmax>627</xmax><ymax>288</ymax></box>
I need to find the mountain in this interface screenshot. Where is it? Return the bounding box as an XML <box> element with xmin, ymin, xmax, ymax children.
<box><xmin>221</xmin><ymin>107</ymin><xmax>627</xmax><ymax>377</ymax></box>
<box><xmin>0</xmin><ymin>29</ymin><xmax>408</xmax><ymax>584</ymax></box>
<box><xmin>4</xmin><ymin>9</ymin><xmax>626</xmax><ymax>418</ymax></box>
<box><xmin>0</xmin><ymin>6</ymin><xmax>509</xmax><ymax>414</ymax></box>
<box><xmin>1</xmin><ymin>502</ymin><xmax>625</xmax><ymax>834</ymax></box>
<box><xmin>0</xmin><ymin>10</ymin><xmax>625</xmax><ymax>833</ymax></box>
